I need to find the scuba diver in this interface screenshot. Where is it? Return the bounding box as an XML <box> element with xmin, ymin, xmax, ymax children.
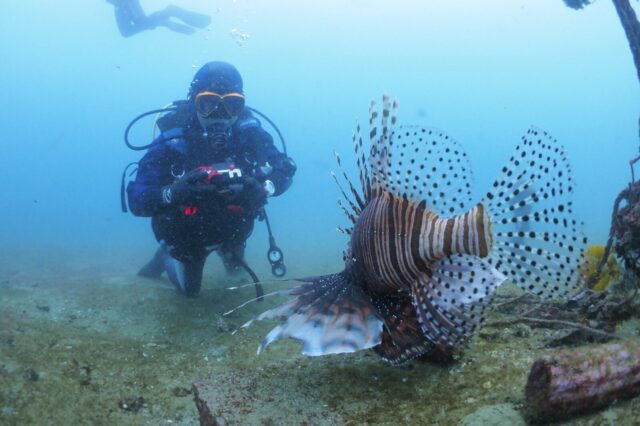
<box><xmin>126</xmin><ymin>61</ymin><xmax>296</xmax><ymax>296</ymax></box>
<box><xmin>106</xmin><ymin>0</ymin><xmax>211</xmax><ymax>37</ymax></box>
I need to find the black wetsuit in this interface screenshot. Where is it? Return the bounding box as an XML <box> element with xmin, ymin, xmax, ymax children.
<box><xmin>107</xmin><ymin>0</ymin><xmax>211</xmax><ymax>37</ymax></box>
<box><xmin>127</xmin><ymin>110</ymin><xmax>295</xmax><ymax>295</ymax></box>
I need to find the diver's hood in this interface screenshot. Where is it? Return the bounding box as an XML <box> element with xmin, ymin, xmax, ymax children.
<box><xmin>189</xmin><ymin>61</ymin><xmax>244</xmax><ymax>98</ymax></box>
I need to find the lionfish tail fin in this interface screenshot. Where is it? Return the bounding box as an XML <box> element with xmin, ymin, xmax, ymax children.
<box><xmin>412</xmin><ymin>255</ymin><xmax>505</xmax><ymax>348</ymax></box>
<box><xmin>256</xmin><ymin>271</ymin><xmax>384</xmax><ymax>356</ymax></box>
<box><xmin>482</xmin><ymin>127</ymin><xmax>588</xmax><ymax>298</ymax></box>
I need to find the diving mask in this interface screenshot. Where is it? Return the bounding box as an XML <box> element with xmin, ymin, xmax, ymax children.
<box><xmin>195</xmin><ymin>91</ymin><xmax>245</xmax><ymax>118</ymax></box>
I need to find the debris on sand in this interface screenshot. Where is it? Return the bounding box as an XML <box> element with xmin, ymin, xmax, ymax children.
<box><xmin>525</xmin><ymin>340</ymin><xmax>640</xmax><ymax>423</ymax></box>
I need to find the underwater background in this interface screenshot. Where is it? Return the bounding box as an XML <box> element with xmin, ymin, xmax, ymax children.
<box><xmin>2</xmin><ymin>0</ymin><xmax>640</xmax><ymax>424</ymax></box>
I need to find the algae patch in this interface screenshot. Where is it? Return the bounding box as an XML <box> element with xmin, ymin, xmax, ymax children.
<box><xmin>2</xmin><ymin>257</ymin><xmax>640</xmax><ymax>425</ymax></box>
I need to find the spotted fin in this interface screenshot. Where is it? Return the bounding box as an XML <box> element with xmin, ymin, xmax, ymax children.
<box><xmin>335</xmin><ymin>97</ymin><xmax>474</xmax><ymax>228</ymax></box>
<box><xmin>411</xmin><ymin>255</ymin><xmax>505</xmax><ymax>348</ymax></box>
<box><xmin>364</xmin><ymin>96</ymin><xmax>474</xmax><ymax>217</ymax></box>
<box><xmin>367</xmin><ymin>94</ymin><xmax>399</xmax><ymax>198</ymax></box>
<box><xmin>384</xmin><ymin>126</ymin><xmax>475</xmax><ymax>218</ymax></box>
<box><xmin>482</xmin><ymin>127</ymin><xmax>588</xmax><ymax>298</ymax></box>
<box><xmin>256</xmin><ymin>272</ymin><xmax>384</xmax><ymax>356</ymax></box>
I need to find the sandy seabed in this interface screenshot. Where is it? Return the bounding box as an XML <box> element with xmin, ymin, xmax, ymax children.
<box><xmin>1</xmin><ymin>246</ymin><xmax>640</xmax><ymax>425</ymax></box>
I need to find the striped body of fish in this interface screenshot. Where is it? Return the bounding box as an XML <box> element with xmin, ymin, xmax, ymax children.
<box><xmin>248</xmin><ymin>95</ymin><xmax>587</xmax><ymax>365</ymax></box>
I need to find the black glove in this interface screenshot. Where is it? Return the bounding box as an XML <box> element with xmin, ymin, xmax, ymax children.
<box><xmin>161</xmin><ymin>169</ymin><xmax>217</xmax><ymax>206</ymax></box>
<box><xmin>237</xmin><ymin>176</ymin><xmax>266</xmax><ymax>211</ymax></box>
<box><xmin>277</xmin><ymin>156</ymin><xmax>297</xmax><ymax>178</ymax></box>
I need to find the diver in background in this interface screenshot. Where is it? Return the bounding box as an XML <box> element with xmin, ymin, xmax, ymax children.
<box><xmin>127</xmin><ymin>61</ymin><xmax>296</xmax><ymax>296</ymax></box>
<box><xmin>106</xmin><ymin>0</ymin><xmax>211</xmax><ymax>37</ymax></box>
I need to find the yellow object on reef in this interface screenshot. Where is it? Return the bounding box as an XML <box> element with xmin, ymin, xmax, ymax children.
<box><xmin>580</xmin><ymin>245</ymin><xmax>621</xmax><ymax>291</ymax></box>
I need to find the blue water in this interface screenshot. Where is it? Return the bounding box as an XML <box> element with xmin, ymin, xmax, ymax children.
<box><xmin>3</xmin><ymin>2</ymin><xmax>640</xmax><ymax>424</ymax></box>
<box><xmin>1</xmin><ymin>0</ymin><xmax>638</xmax><ymax>269</ymax></box>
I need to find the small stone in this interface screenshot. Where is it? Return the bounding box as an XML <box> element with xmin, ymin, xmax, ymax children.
<box><xmin>24</xmin><ymin>368</ymin><xmax>39</xmax><ymax>381</ymax></box>
<box><xmin>0</xmin><ymin>333</ymin><xmax>14</xmax><ymax>346</ymax></box>
<box><xmin>118</xmin><ymin>396</ymin><xmax>147</xmax><ymax>413</ymax></box>
<box><xmin>216</xmin><ymin>316</ymin><xmax>230</xmax><ymax>332</ymax></box>
<box><xmin>206</xmin><ymin>346</ymin><xmax>228</xmax><ymax>358</ymax></box>
<box><xmin>479</xmin><ymin>330</ymin><xmax>504</xmax><ymax>341</ymax></box>
<box><xmin>511</xmin><ymin>323</ymin><xmax>532</xmax><ymax>338</ymax></box>
<box><xmin>172</xmin><ymin>387</ymin><xmax>192</xmax><ymax>397</ymax></box>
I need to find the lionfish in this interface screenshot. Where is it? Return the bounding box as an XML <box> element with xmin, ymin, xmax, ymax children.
<box><xmin>246</xmin><ymin>95</ymin><xmax>586</xmax><ymax>365</ymax></box>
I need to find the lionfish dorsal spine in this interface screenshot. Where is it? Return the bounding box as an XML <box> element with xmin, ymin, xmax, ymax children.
<box><xmin>367</xmin><ymin>95</ymin><xmax>399</xmax><ymax>199</ymax></box>
<box><xmin>353</xmin><ymin>123</ymin><xmax>372</xmax><ymax>202</ymax></box>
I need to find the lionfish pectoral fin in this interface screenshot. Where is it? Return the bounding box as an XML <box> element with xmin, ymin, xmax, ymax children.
<box><xmin>256</xmin><ymin>271</ymin><xmax>384</xmax><ymax>356</ymax></box>
<box><xmin>411</xmin><ymin>255</ymin><xmax>506</xmax><ymax>348</ymax></box>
